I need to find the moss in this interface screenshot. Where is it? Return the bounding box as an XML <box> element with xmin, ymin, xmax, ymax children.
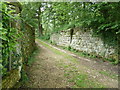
<box><xmin>2</xmin><ymin>69</ymin><xmax>20</xmax><ymax>89</ymax></box>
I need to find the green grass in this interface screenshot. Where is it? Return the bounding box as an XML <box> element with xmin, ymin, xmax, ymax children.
<box><xmin>74</xmin><ymin>74</ymin><xmax>105</xmax><ymax>88</ymax></box>
<box><xmin>37</xmin><ymin>39</ymin><xmax>80</xmax><ymax>63</ymax></box>
<box><xmin>65</xmin><ymin>69</ymin><xmax>105</xmax><ymax>88</ymax></box>
<box><xmin>37</xmin><ymin>39</ymin><xmax>65</xmax><ymax>56</ymax></box>
<box><xmin>66</xmin><ymin>47</ymin><xmax>100</xmax><ymax>59</ymax></box>
<box><xmin>63</xmin><ymin>65</ymin><xmax>105</xmax><ymax>88</ymax></box>
<box><xmin>27</xmin><ymin>48</ymin><xmax>39</xmax><ymax>66</ymax></box>
<box><xmin>63</xmin><ymin>65</ymin><xmax>69</xmax><ymax>68</ymax></box>
<box><xmin>99</xmin><ymin>71</ymin><xmax>118</xmax><ymax>79</ymax></box>
<box><xmin>52</xmin><ymin>45</ymin><xmax>119</xmax><ymax>65</ymax></box>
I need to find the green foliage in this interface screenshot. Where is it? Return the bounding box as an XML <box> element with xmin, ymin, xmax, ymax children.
<box><xmin>20</xmin><ymin>69</ymin><xmax>29</xmax><ymax>84</ymax></box>
<box><xmin>52</xmin><ymin>24</ymin><xmax>71</xmax><ymax>33</ymax></box>
<box><xmin>40</xmin><ymin>34</ymin><xmax>50</xmax><ymax>40</ymax></box>
<box><xmin>21</xmin><ymin>2</ymin><xmax>40</xmax><ymax>26</ymax></box>
<box><xmin>67</xmin><ymin>46</ymin><xmax>71</xmax><ymax>51</ymax></box>
<box><xmin>26</xmin><ymin>47</ymin><xmax>38</xmax><ymax>66</ymax></box>
<box><xmin>41</xmin><ymin>2</ymin><xmax>119</xmax><ymax>63</ymax></box>
<box><xmin>89</xmin><ymin>2</ymin><xmax>120</xmax><ymax>35</ymax></box>
<box><xmin>1</xmin><ymin>2</ymin><xmax>22</xmax><ymax>76</ymax></box>
<box><xmin>42</xmin><ymin>2</ymin><xmax>93</xmax><ymax>33</ymax></box>
<box><xmin>41</xmin><ymin>2</ymin><xmax>119</xmax><ymax>46</ymax></box>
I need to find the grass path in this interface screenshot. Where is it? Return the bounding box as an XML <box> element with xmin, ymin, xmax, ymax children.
<box><xmin>23</xmin><ymin>39</ymin><xmax>118</xmax><ymax>88</ymax></box>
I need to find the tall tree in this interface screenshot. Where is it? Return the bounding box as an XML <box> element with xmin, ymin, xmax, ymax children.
<box><xmin>37</xmin><ymin>3</ymin><xmax>43</xmax><ymax>37</ymax></box>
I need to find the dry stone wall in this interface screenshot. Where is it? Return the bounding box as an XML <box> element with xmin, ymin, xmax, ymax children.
<box><xmin>50</xmin><ymin>28</ymin><xmax>118</xmax><ymax>60</ymax></box>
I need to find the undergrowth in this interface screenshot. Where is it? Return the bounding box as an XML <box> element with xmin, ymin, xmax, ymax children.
<box><xmin>66</xmin><ymin>46</ymin><xmax>118</xmax><ymax>65</ymax></box>
<box><xmin>16</xmin><ymin>46</ymin><xmax>39</xmax><ymax>88</ymax></box>
<box><xmin>53</xmin><ymin>43</ymin><xmax>119</xmax><ymax>65</ymax></box>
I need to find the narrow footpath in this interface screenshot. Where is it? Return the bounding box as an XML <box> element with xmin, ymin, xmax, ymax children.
<box><xmin>23</xmin><ymin>39</ymin><xmax>118</xmax><ymax>88</ymax></box>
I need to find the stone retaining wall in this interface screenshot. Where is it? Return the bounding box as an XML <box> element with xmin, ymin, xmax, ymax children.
<box><xmin>50</xmin><ymin>28</ymin><xmax>118</xmax><ymax>60</ymax></box>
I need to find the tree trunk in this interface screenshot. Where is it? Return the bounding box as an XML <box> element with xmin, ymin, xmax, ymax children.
<box><xmin>70</xmin><ymin>28</ymin><xmax>74</xmax><ymax>43</ymax></box>
<box><xmin>83</xmin><ymin>2</ymin><xmax>86</xmax><ymax>9</ymax></box>
<box><xmin>38</xmin><ymin>5</ymin><xmax>43</xmax><ymax>37</ymax></box>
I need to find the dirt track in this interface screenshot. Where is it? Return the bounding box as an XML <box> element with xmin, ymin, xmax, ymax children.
<box><xmin>24</xmin><ymin>39</ymin><xmax>118</xmax><ymax>88</ymax></box>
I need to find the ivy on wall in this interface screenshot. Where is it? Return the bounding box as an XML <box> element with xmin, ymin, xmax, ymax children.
<box><xmin>0</xmin><ymin>2</ymin><xmax>22</xmax><ymax>76</ymax></box>
<box><xmin>1</xmin><ymin>2</ymin><xmax>35</xmax><ymax>77</ymax></box>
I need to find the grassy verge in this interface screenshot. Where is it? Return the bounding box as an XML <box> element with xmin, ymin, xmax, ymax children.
<box><xmin>37</xmin><ymin>39</ymin><xmax>79</xmax><ymax>64</ymax></box>
<box><xmin>38</xmin><ymin>38</ymin><xmax>119</xmax><ymax>65</ymax></box>
<box><xmin>36</xmin><ymin>39</ymin><xmax>105</xmax><ymax>88</ymax></box>
<box><xmin>61</xmin><ymin>46</ymin><xmax>118</xmax><ymax>65</ymax></box>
